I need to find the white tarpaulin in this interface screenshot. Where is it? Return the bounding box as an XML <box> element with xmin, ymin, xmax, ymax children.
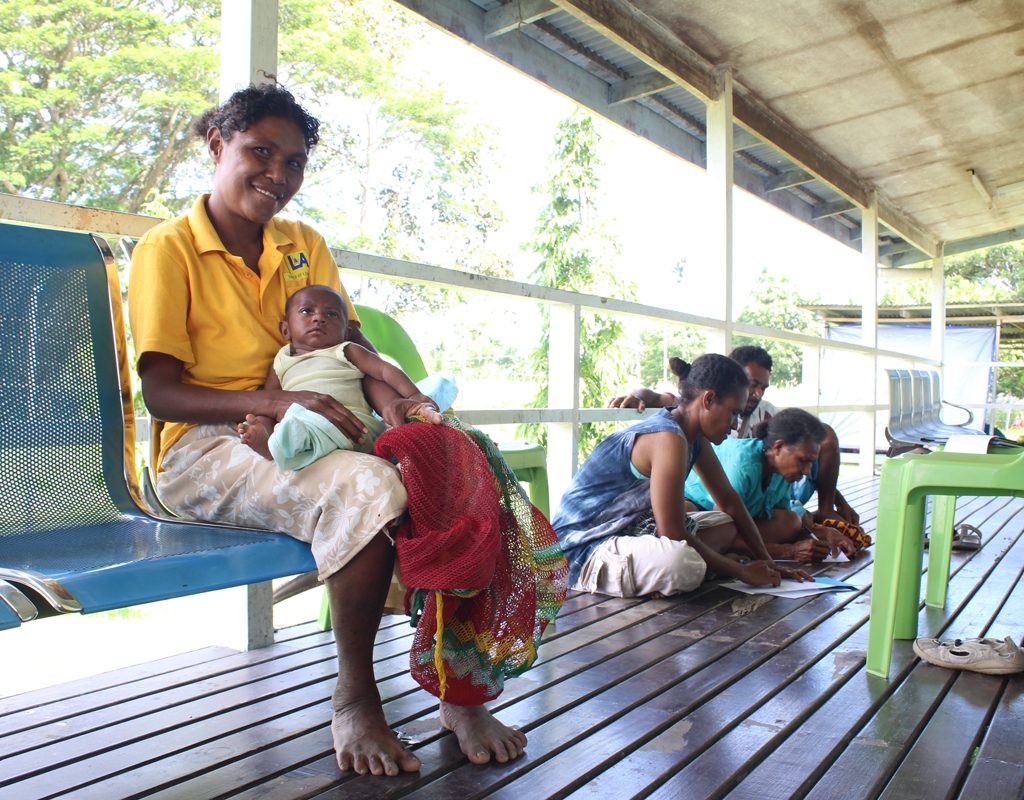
<box><xmin>822</xmin><ymin>324</ymin><xmax>996</xmax><ymax>446</ymax></box>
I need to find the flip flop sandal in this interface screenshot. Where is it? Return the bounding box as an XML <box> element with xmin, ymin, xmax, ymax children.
<box><xmin>952</xmin><ymin>523</ymin><xmax>982</xmax><ymax>551</ymax></box>
<box><xmin>913</xmin><ymin>635</ymin><xmax>1024</xmax><ymax>674</ymax></box>
<box><xmin>924</xmin><ymin>524</ymin><xmax>983</xmax><ymax>551</ymax></box>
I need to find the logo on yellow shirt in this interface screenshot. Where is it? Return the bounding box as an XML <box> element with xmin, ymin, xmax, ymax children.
<box><xmin>284</xmin><ymin>250</ymin><xmax>310</xmax><ymax>281</ymax></box>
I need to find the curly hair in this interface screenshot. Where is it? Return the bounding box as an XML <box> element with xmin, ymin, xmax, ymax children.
<box><xmin>670</xmin><ymin>354</ymin><xmax>748</xmax><ymax>404</ymax></box>
<box><xmin>193</xmin><ymin>84</ymin><xmax>320</xmax><ymax>152</ymax></box>
<box><xmin>751</xmin><ymin>407</ymin><xmax>826</xmax><ymax>446</ymax></box>
<box><xmin>728</xmin><ymin>345</ymin><xmax>773</xmax><ymax>372</ymax></box>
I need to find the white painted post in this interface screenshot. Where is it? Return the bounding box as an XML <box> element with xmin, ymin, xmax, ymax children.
<box><xmin>704</xmin><ymin>66</ymin><xmax>735</xmax><ymax>355</ymax></box>
<box><xmin>547</xmin><ymin>302</ymin><xmax>581</xmax><ymax>508</ymax></box>
<box><xmin>220</xmin><ymin>0</ymin><xmax>279</xmax><ymax>648</ymax></box>
<box><xmin>859</xmin><ymin>193</ymin><xmax>879</xmax><ymax>472</ymax></box>
<box><xmin>219</xmin><ymin>0</ymin><xmax>279</xmax><ymax>101</ymax></box>
<box><xmin>246</xmin><ymin>581</ymin><xmax>275</xmax><ymax>649</ymax></box>
<box><xmin>802</xmin><ymin>344</ymin><xmax>821</xmax><ymax>414</ymax></box>
<box><xmin>930</xmin><ymin>240</ymin><xmax>946</xmax><ymax>365</ymax></box>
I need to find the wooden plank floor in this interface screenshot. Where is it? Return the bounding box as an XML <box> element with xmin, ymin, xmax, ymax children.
<box><xmin>2</xmin><ymin>476</ymin><xmax>1023</xmax><ymax>800</ymax></box>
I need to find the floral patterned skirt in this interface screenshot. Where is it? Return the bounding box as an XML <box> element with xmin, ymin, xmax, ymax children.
<box><xmin>157</xmin><ymin>423</ymin><xmax>408</xmax><ymax>580</ymax></box>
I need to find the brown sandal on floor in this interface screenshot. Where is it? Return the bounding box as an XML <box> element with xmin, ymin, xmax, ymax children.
<box><xmin>952</xmin><ymin>523</ymin><xmax>982</xmax><ymax>551</ymax></box>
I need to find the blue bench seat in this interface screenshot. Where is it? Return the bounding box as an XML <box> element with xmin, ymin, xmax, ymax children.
<box><xmin>0</xmin><ymin>223</ymin><xmax>315</xmax><ymax>631</ymax></box>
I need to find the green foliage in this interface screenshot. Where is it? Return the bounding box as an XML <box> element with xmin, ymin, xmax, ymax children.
<box><xmin>636</xmin><ymin>326</ymin><xmax>706</xmax><ymax>388</ymax></box>
<box><xmin>0</xmin><ymin>0</ymin><xmax>219</xmax><ymax>212</ymax></box>
<box><xmin>880</xmin><ymin>243</ymin><xmax>1024</xmax><ymax>400</ymax></box>
<box><xmin>278</xmin><ymin>0</ymin><xmax>509</xmax><ymax>313</ymax></box>
<box><xmin>520</xmin><ymin>113</ymin><xmax>635</xmax><ymax>458</ymax></box>
<box><xmin>0</xmin><ymin>0</ymin><xmax>506</xmax><ymax>300</ymax></box>
<box><xmin>736</xmin><ymin>269</ymin><xmax>821</xmax><ymax>387</ymax></box>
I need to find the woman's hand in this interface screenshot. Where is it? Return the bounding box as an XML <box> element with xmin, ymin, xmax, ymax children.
<box><xmin>607</xmin><ymin>388</ymin><xmax>675</xmax><ymax>411</ymax></box>
<box><xmin>774</xmin><ymin>564</ymin><xmax>814</xmax><ymax>582</ymax></box>
<box><xmin>739</xmin><ymin>560</ymin><xmax>781</xmax><ymax>587</ymax></box>
<box><xmin>810</xmin><ymin>523</ymin><xmax>857</xmax><ymax>558</ymax></box>
<box><xmin>381</xmin><ymin>396</ymin><xmax>443</xmax><ymax>428</ymax></box>
<box><xmin>779</xmin><ymin>538</ymin><xmax>830</xmax><ymax>563</ymax></box>
<box><xmin>834</xmin><ymin>495</ymin><xmax>860</xmax><ymax>525</ymax></box>
<box><xmin>272</xmin><ymin>390</ymin><xmax>368</xmax><ymax>443</ymax></box>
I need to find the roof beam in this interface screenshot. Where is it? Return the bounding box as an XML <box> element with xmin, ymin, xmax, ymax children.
<box><xmin>879</xmin><ymin>241</ymin><xmax>915</xmax><ymax>257</ymax></box>
<box><xmin>765</xmin><ymin>169</ymin><xmax>814</xmax><ymax>193</ymax></box>
<box><xmin>397</xmin><ymin>0</ymin><xmax>865</xmax><ymax>249</ymax></box>
<box><xmin>399</xmin><ymin>0</ymin><xmax>703</xmax><ymax>164</ymax></box>
<box><xmin>607</xmin><ymin>71</ymin><xmax>673</xmax><ymax>105</ymax></box>
<box><xmin>483</xmin><ymin>0</ymin><xmax>558</xmax><ymax>38</ymax></box>
<box><xmin>732</xmin><ymin>128</ymin><xmax>760</xmax><ymax>151</ymax></box>
<box><xmin>891</xmin><ymin>226</ymin><xmax>1024</xmax><ymax>267</ymax></box>
<box><xmin>812</xmin><ymin>199</ymin><xmax>856</xmax><ymax>220</ymax></box>
<box><xmin>876</xmin><ymin>198</ymin><xmax>935</xmax><ymax>258</ymax></box>
<box><xmin>548</xmin><ymin>0</ymin><xmax>937</xmax><ymax>255</ymax></box>
<box><xmin>550</xmin><ymin>0</ymin><xmax>718</xmax><ymax>99</ymax></box>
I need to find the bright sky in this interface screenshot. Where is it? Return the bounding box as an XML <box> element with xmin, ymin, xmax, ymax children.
<box><xmin>400</xmin><ymin>16</ymin><xmax>866</xmax><ymax>317</ymax></box>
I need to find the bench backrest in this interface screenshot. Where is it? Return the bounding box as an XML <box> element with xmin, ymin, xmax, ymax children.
<box><xmin>0</xmin><ymin>224</ymin><xmax>134</xmax><ymax>536</ymax></box>
<box><xmin>885</xmin><ymin>368</ymin><xmax>914</xmax><ymax>432</ymax></box>
<box><xmin>909</xmin><ymin>369</ymin><xmax>931</xmax><ymax>427</ymax></box>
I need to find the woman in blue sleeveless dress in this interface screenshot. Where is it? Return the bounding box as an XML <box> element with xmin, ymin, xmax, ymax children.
<box><xmin>553</xmin><ymin>354</ymin><xmax>811</xmax><ymax>597</ymax></box>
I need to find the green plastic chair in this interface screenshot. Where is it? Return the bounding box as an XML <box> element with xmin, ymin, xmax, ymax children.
<box><xmin>865</xmin><ymin>448</ymin><xmax>1024</xmax><ymax>678</ymax></box>
<box><xmin>317</xmin><ymin>304</ymin><xmax>550</xmax><ymax>630</ymax></box>
<box><xmin>351</xmin><ymin>304</ymin><xmax>549</xmax><ymax>514</ymax></box>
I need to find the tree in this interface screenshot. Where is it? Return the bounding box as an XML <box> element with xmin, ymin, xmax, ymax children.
<box><xmin>736</xmin><ymin>269</ymin><xmax>821</xmax><ymax>387</ymax></box>
<box><xmin>635</xmin><ymin>326</ymin><xmax>707</xmax><ymax>389</ymax></box>
<box><xmin>0</xmin><ymin>0</ymin><xmax>219</xmax><ymax>213</ymax></box>
<box><xmin>520</xmin><ymin>113</ymin><xmax>635</xmax><ymax>457</ymax></box>
<box><xmin>880</xmin><ymin>243</ymin><xmax>1024</xmax><ymax>402</ymax></box>
<box><xmin>278</xmin><ymin>0</ymin><xmax>511</xmax><ymax>308</ymax></box>
<box><xmin>0</xmin><ymin>0</ymin><xmax>508</xmax><ymax>300</ymax></box>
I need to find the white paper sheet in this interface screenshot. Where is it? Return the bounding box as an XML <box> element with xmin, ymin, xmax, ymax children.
<box><xmin>823</xmin><ymin>550</ymin><xmax>850</xmax><ymax>564</ymax></box>
<box><xmin>721</xmin><ymin>575</ymin><xmax>856</xmax><ymax>598</ymax></box>
<box><xmin>944</xmin><ymin>434</ymin><xmax>993</xmax><ymax>454</ymax></box>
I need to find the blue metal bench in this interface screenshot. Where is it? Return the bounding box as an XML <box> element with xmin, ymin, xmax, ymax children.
<box><xmin>0</xmin><ymin>223</ymin><xmax>315</xmax><ymax>639</ymax></box>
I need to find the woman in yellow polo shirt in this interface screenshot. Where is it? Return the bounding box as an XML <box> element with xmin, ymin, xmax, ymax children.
<box><xmin>128</xmin><ymin>85</ymin><xmax>526</xmax><ymax>778</ymax></box>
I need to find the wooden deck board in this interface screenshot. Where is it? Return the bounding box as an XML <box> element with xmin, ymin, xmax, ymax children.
<box><xmin>0</xmin><ymin>477</ymin><xmax>1021</xmax><ymax>800</ymax></box>
<box><xmin>723</xmin><ymin>496</ymin><xmax>1024</xmax><ymax>800</ymax></box>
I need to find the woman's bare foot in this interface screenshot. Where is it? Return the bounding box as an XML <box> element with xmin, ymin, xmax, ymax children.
<box><xmin>238</xmin><ymin>413</ymin><xmax>273</xmax><ymax>460</ymax></box>
<box><xmin>332</xmin><ymin>697</ymin><xmax>421</xmax><ymax>777</ymax></box>
<box><xmin>439</xmin><ymin>702</ymin><xmax>527</xmax><ymax>765</ymax></box>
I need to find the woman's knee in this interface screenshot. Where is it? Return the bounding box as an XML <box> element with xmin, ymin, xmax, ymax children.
<box><xmin>630</xmin><ymin>540</ymin><xmax>706</xmax><ymax>595</ymax></box>
<box><xmin>773</xmin><ymin>509</ymin><xmax>803</xmax><ymax>538</ymax></box>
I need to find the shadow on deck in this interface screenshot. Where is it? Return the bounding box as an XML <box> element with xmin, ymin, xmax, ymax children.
<box><xmin>1</xmin><ymin>476</ymin><xmax>1022</xmax><ymax>800</ymax></box>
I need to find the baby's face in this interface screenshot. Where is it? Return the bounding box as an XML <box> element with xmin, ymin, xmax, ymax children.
<box><xmin>283</xmin><ymin>288</ymin><xmax>347</xmax><ymax>353</ymax></box>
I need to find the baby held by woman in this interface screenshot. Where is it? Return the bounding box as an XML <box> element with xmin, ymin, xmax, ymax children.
<box><xmin>239</xmin><ymin>284</ymin><xmax>439</xmax><ymax>469</ymax></box>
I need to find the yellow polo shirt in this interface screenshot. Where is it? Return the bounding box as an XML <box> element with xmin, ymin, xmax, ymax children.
<box><xmin>128</xmin><ymin>195</ymin><xmax>358</xmax><ymax>464</ymax></box>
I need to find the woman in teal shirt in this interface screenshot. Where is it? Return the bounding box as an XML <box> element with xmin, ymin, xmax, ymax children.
<box><xmin>685</xmin><ymin>408</ymin><xmax>856</xmax><ymax>562</ymax></box>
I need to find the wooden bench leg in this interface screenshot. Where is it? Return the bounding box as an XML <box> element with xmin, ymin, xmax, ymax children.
<box><xmin>247</xmin><ymin>581</ymin><xmax>275</xmax><ymax>650</ymax></box>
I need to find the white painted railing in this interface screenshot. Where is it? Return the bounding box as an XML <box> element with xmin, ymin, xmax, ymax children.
<box><xmin>0</xmin><ymin>193</ymin><xmax>968</xmax><ymax>503</ymax></box>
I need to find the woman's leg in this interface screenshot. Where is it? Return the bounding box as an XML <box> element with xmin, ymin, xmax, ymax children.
<box><xmin>328</xmin><ymin>532</ymin><xmax>422</xmax><ymax>776</ymax></box>
<box><xmin>755</xmin><ymin>509</ymin><xmax>804</xmax><ymax>545</ymax></box>
<box><xmin>158</xmin><ymin>425</ymin><xmax>525</xmax><ymax>771</ymax></box>
<box><xmin>729</xmin><ymin>509</ymin><xmax>826</xmax><ymax>561</ymax></box>
<box><xmin>580</xmin><ymin>534</ymin><xmax>708</xmax><ymax>597</ymax></box>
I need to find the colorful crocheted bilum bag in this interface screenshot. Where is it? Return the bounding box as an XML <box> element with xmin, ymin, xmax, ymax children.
<box><xmin>374</xmin><ymin>417</ymin><xmax>569</xmax><ymax>706</ymax></box>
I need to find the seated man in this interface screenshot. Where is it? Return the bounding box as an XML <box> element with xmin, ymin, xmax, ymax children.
<box><xmin>609</xmin><ymin>344</ymin><xmax>859</xmax><ymax>525</ymax></box>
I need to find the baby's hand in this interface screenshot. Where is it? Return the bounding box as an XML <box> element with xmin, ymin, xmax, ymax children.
<box><xmin>382</xmin><ymin>397</ymin><xmax>442</xmax><ymax>427</ymax></box>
